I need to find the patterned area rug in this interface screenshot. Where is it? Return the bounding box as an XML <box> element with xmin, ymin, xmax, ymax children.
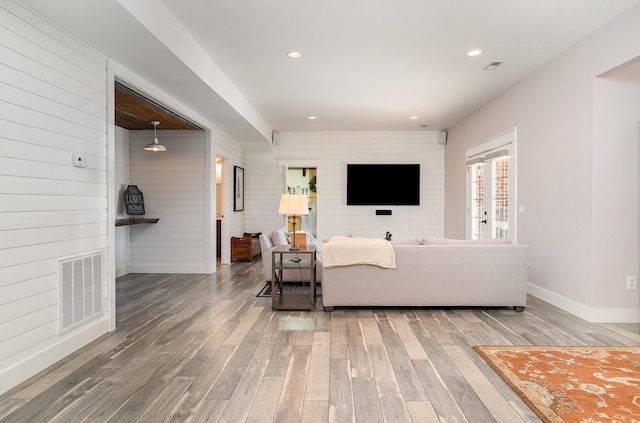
<box><xmin>256</xmin><ymin>283</ymin><xmax>322</xmax><ymax>298</ymax></box>
<box><xmin>474</xmin><ymin>345</ymin><xmax>640</xmax><ymax>423</ymax></box>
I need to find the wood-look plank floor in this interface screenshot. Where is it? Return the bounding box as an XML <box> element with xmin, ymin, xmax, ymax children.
<box><xmin>1</xmin><ymin>259</ymin><xmax>638</xmax><ymax>422</ymax></box>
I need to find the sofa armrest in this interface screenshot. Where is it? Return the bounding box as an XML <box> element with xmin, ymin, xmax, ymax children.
<box><xmin>259</xmin><ymin>233</ymin><xmax>275</xmax><ymax>281</ymax></box>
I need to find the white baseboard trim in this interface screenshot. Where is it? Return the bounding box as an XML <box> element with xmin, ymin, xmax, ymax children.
<box><xmin>528</xmin><ymin>283</ymin><xmax>640</xmax><ymax>323</ymax></box>
<box><xmin>589</xmin><ymin>307</ymin><xmax>640</xmax><ymax>323</ymax></box>
<box><xmin>115</xmin><ymin>263</ymin><xmax>128</xmax><ymax>278</ymax></box>
<box><xmin>0</xmin><ymin>317</ymin><xmax>110</xmax><ymax>396</ymax></box>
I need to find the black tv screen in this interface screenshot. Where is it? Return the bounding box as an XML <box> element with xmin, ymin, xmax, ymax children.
<box><xmin>347</xmin><ymin>164</ymin><xmax>420</xmax><ymax>205</ymax></box>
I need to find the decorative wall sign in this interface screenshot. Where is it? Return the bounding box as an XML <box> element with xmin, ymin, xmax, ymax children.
<box><xmin>124</xmin><ymin>185</ymin><xmax>145</xmax><ymax>215</ymax></box>
<box><xmin>234</xmin><ymin>166</ymin><xmax>244</xmax><ymax>211</ymax></box>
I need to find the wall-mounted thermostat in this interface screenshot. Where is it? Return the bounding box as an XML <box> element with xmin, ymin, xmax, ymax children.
<box><xmin>72</xmin><ymin>153</ymin><xmax>87</xmax><ymax>168</ymax></box>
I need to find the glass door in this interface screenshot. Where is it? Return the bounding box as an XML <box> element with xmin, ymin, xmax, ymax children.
<box><xmin>468</xmin><ymin>161</ymin><xmax>487</xmax><ymax>239</ymax></box>
<box><xmin>466</xmin><ymin>130</ymin><xmax>516</xmax><ymax>241</ymax></box>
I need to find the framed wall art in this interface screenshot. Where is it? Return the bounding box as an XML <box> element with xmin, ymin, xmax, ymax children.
<box><xmin>234</xmin><ymin>166</ymin><xmax>244</xmax><ymax>211</ymax></box>
<box><xmin>124</xmin><ymin>185</ymin><xmax>145</xmax><ymax>215</ymax></box>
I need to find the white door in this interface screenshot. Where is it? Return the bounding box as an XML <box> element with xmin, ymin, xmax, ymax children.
<box><xmin>466</xmin><ymin>130</ymin><xmax>517</xmax><ymax>241</ymax></box>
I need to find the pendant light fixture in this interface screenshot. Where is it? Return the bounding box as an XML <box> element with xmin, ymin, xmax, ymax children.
<box><xmin>144</xmin><ymin>120</ymin><xmax>166</xmax><ymax>152</ymax></box>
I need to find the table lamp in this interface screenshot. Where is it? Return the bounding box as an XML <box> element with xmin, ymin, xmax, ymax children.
<box><xmin>278</xmin><ymin>194</ymin><xmax>309</xmax><ymax>250</ymax></box>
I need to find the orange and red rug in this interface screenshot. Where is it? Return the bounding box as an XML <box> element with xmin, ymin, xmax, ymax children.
<box><xmin>474</xmin><ymin>345</ymin><xmax>640</xmax><ymax>423</ymax></box>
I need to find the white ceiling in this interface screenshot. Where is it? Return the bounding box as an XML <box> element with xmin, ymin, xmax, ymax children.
<box><xmin>20</xmin><ymin>0</ymin><xmax>640</xmax><ymax>150</ymax></box>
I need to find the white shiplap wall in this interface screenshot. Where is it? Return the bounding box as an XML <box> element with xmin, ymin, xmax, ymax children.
<box><xmin>246</xmin><ymin>131</ymin><xmax>445</xmax><ymax>240</ymax></box>
<box><xmin>244</xmin><ymin>154</ymin><xmax>283</xmax><ymax>232</ymax></box>
<box><xmin>213</xmin><ymin>127</ymin><xmax>248</xmax><ymax>262</ymax></box>
<box><xmin>0</xmin><ymin>1</ymin><xmax>109</xmax><ymax>394</ymax></box>
<box><xmin>128</xmin><ymin>130</ymin><xmax>209</xmax><ymax>273</ymax></box>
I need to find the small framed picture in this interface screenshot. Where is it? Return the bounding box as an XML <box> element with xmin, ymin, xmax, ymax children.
<box><xmin>234</xmin><ymin>166</ymin><xmax>244</xmax><ymax>211</ymax></box>
<box><xmin>124</xmin><ymin>185</ymin><xmax>145</xmax><ymax>216</ymax></box>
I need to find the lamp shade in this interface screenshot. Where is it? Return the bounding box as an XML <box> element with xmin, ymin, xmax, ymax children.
<box><xmin>278</xmin><ymin>194</ymin><xmax>309</xmax><ymax>216</ymax></box>
<box><xmin>144</xmin><ymin>138</ymin><xmax>166</xmax><ymax>152</ymax></box>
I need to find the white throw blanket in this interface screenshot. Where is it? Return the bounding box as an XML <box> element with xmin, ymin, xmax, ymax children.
<box><xmin>322</xmin><ymin>237</ymin><xmax>396</xmax><ymax>269</ymax></box>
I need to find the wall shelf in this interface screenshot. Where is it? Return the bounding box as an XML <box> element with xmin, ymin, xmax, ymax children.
<box><xmin>115</xmin><ymin>218</ymin><xmax>159</xmax><ymax>227</ymax></box>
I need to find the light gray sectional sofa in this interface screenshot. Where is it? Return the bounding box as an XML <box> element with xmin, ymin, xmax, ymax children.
<box><xmin>322</xmin><ymin>239</ymin><xmax>529</xmax><ymax>312</ymax></box>
<box><xmin>259</xmin><ymin>230</ymin><xmax>529</xmax><ymax>312</ymax></box>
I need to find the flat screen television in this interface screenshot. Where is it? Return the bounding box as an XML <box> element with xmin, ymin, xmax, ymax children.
<box><xmin>347</xmin><ymin>164</ymin><xmax>420</xmax><ymax>205</ymax></box>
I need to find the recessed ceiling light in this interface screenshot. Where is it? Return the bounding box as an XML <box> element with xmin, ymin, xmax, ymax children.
<box><xmin>409</xmin><ymin>116</ymin><xmax>419</xmax><ymax>120</ymax></box>
<box><xmin>466</xmin><ymin>49</ymin><xmax>483</xmax><ymax>57</ymax></box>
<box><xmin>287</xmin><ymin>51</ymin><xmax>303</xmax><ymax>58</ymax></box>
<box><xmin>308</xmin><ymin>116</ymin><xmax>317</xmax><ymax>120</ymax></box>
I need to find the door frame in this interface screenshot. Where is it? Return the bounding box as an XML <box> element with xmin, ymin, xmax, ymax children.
<box><xmin>107</xmin><ymin>60</ymin><xmax>218</xmax><ymax>328</ymax></box>
<box><xmin>277</xmin><ymin>159</ymin><xmax>321</xmax><ymax>236</ymax></box>
<box><xmin>465</xmin><ymin>128</ymin><xmax>518</xmax><ymax>242</ymax></box>
<box><xmin>216</xmin><ymin>155</ymin><xmax>231</xmax><ymax>265</ymax></box>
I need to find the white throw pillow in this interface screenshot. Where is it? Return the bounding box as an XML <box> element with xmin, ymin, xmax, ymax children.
<box><xmin>271</xmin><ymin>229</ymin><xmax>290</xmax><ymax>246</ymax></box>
<box><xmin>306</xmin><ymin>233</ymin><xmax>322</xmax><ymax>251</ymax></box>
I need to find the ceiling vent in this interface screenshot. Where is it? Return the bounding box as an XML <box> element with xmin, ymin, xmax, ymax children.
<box><xmin>484</xmin><ymin>61</ymin><xmax>504</xmax><ymax>71</ymax></box>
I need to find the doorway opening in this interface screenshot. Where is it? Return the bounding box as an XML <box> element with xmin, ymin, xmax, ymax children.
<box><xmin>216</xmin><ymin>156</ymin><xmax>224</xmax><ymax>264</ymax></box>
<box><xmin>286</xmin><ymin>167</ymin><xmax>317</xmax><ymax>238</ymax></box>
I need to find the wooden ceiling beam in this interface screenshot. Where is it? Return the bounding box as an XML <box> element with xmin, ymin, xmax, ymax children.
<box><xmin>114</xmin><ymin>82</ymin><xmax>202</xmax><ymax>131</ymax></box>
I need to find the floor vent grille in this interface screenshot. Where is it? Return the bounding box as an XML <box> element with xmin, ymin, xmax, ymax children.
<box><xmin>58</xmin><ymin>252</ymin><xmax>104</xmax><ymax>334</ymax></box>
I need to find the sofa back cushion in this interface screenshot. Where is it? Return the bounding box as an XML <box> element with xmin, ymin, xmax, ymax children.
<box><xmin>322</xmin><ymin>233</ymin><xmax>353</xmax><ymax>244</ymax></box>
<box><xmin>271</xmin><ymin>227</ymin><xmax>290</xmax><ymax>246</ymax></box>
<box><xmin>422</xmin><ymin>237</ymin><xmax>512</xmax><ymax>245</ymax></box>
<box><xmin>390</xmin><ymin>237</ymin><xmax>421</xmax><ymax>245</ymax></box>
